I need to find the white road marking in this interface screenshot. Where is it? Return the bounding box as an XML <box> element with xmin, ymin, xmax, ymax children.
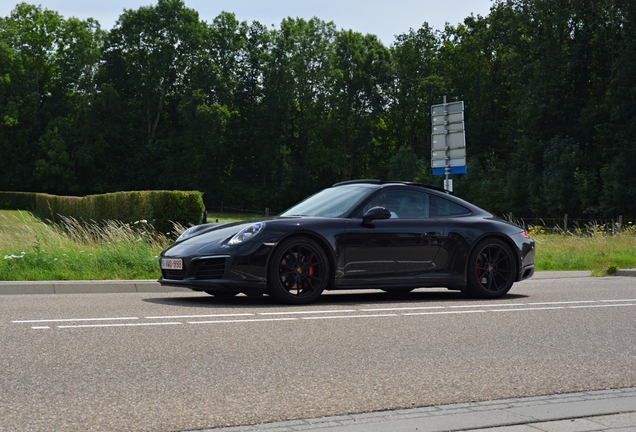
<box><xmin>189</xmin><ymin>318</ymin><xmax>298</xmax><ymax>324</ymax></box>
<box><xmin>10</xmin><ymin>299</ymin><xmax>636</xmax><ymax>330</ymax></box>
<box><xmin>146</xmin><ymin>313</ymin><xmax>253</xmax><ymax>319</ymax></box>
<box><xmin>491</xmin><ymin>307</ymin><xmax>566</xmax><ymax>312</ymax></box>
<box><xmin>527</xmin><ymin>301</ymin><xmax>597</xmax><ymax>305</ymax></box>
<box><xmin>566</xmin><ymin>303</ymin><xmax>636</xmax><ymax>309</ymax></box>
<box><xmin>491</xmin><ymin>303</ymin><xmax>636</xmax><ymax>313</ymax></box>
<box><xmin>403</xmin><ymin>310</ymin><xmax>487</xmax><ymax>316</ymax></box>
<box><xmin>12</xmin><ymin>317</ymin><xmax>139</xmax><ymax>323</ymax></box>
<box><xmin>449</xmin><ymin>303</ymin><xmax>526</xmax><ymax>308</ymax></box>
<box><xmin>360</xmin><ymin>306</ymin><xmax>445</xmax><ymax>312</ymax></box>
<box><xmin>57</xmin><ymin>322</ymin><xmax>183</xmax><ymax>329</ymax></box>
<box><xmin>600</xmin><ymin>298</ymin><xmax>636</xmax><ymax>302</ymax></box>
<box><xmin>259</xmin><ymin>309</ymin><xmax>357</xmax><ymax>315</ymax></box>
<box><xmin>302</xmin><ymin>314</ymin><xmax>398</xmax><ymax>320</ymax></box>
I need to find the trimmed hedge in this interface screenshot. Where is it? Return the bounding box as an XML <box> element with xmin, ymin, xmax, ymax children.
<box><xmin>1</xmin><ymin>191</ymin><xmax>205</xmax><ymax>234</ymax></box>
<box><xmin>0</xmin><ymin>192</ymin><xmax>37</xmax><ymax>211</ymax></box>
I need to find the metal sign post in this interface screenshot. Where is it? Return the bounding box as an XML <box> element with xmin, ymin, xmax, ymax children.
<box><xmin>431</xmin><ymin>97</ymin><xmax>466</xmax><ymax>192</ymax></box>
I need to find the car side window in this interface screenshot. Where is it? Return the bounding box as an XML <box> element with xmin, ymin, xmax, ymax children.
<box><xmin>429</xmin><ymin>195</ymin><xmax>471</xmax><ymax>217</ymax></box>
<box><xmin>393</xmin><ymin>191</ymin><xmax>430</xmax><ymax>219</ymax></box>
<box><xmin>363</xmin><ymin>190</ymin><xmax>431</xmax><ymax>219</ymax></box>
<box><xmin>363</xmin><ymin>192</ymin><xmax>398</xmax><ymax>218</ymax></box>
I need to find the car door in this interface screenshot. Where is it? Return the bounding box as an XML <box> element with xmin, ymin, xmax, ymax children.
<box><xmin>338</xmin><ymin>190</ymin><xmax>445</xmax><ymax>286</ymax></box>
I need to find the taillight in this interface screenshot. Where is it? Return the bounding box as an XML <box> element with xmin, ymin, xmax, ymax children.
<box><xmin>520</xmin><ymin>231</ymin><xmax>531</xmax><ymax>238</ymax></box>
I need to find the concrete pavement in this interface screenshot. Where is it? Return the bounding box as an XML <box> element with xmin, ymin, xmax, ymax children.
<box><xmin>2</xmin><ymin>271</ymin><xmax>635</xmax><ymax>432</ymax></box>
<box><xmin>195</xmin><ymin>387</ymin><xmax>636</xmax><ymax>432</ymax></box>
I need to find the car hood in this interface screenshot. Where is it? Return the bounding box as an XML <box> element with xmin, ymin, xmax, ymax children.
<box><xmin>163</xmin><ymin>220</ymin><xmax>261</xmax><ymax>256</ymax></box>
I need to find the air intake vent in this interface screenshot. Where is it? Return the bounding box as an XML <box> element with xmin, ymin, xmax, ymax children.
<box><xmin>162</xmin><ymin>270</ymin><xmax>186</xmax><ymax>280</ymax></box>
<box><xmin>195</xmin><ymin>258</ymin><xmax>226</xmax><ymax>280</ymax></box>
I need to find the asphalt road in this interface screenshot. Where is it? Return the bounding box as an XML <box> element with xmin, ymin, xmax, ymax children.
<box><xmin>1</xmin><ymin>276</ymin><xmax>635</xmax><ymax>432</ymax></box>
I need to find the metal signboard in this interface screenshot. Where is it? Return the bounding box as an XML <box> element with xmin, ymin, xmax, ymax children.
<box><xmin>431</xmin><ymin>101</ymin><xmax>464</xmax><ymax>115</ymax></box>
<box><xmin>432</xmin><ymin>121</ymin><xmax>464</xmax><ymax>134</ymax></box>
<box><xmin>433</xmin><ymin>166</ymin><xmax>467</xmax><ymax>176</ymax></box>
<box><xmin>432</xmin><ymin>158</ymin><xmax>466</xmax><ymax>168</ymax></box>
<box><xmin>431</xmin><ymin>111</ymin><xmax>464</xmax><ymax>126</ymax></box>
<box><xmin>431</xmin><ymin>99</ymin><xmax>466</xmax><ymax>184</ymax></box>
<box><xmin>432</xmin><ymin>148</ymin><xmax>466</xmax><ymax>160</ymax></box>
<box><xmin>431</xmin><ymin>132</ymin><xmax>466</xmax><ymax>150</ymax></box>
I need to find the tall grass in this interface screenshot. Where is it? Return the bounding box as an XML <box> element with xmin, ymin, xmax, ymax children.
<box><xmin>0</xmin><ymin>211</ymin><xmax>175</xmax><ymax>281</ymax></box>
<box><xmin>2</xmin><ymin>210</ymin><xmax>636</xmax><ymax>281</ymax></box>
<box><xmin>529</xmin><ymin>222</ymin><xmax>636</xmax><ymax>274</ymax></box>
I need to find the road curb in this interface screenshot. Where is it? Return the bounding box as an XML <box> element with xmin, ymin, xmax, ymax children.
<box><xmin>0</xmin><ymin>280</ymin><xmax>190</xmax><ymax>295</ymax></box>
<box><xmin>613</xmin><ymin>268</ymin><xmax>636</xmax><ymax>277</ymax></box>
<box><xmin>198</xmin><ymin>388</ymin><xmax>636</xmax><ymax>432</ymax></box>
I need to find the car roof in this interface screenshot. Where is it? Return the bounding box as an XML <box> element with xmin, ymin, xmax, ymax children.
<box><xmin>331</xmin><ymin>179</ymin><xmax>491</xmax><ymax>216</ymax></box>
<box><xmin>332</xmin><ymin>179</ymin><xmax>449</xmax><ymax>194</ymax></box>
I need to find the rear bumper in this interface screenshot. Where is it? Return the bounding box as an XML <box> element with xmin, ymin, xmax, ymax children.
<box><xmin>519</xmin><ymin>264</ymin><xmax>535</xmax><ymax>281</ymax></box>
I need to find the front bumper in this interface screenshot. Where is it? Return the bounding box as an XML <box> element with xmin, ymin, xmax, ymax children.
<box><xmin>158</xmin><ymin>253</ymin><xmax>269</xmax><ymax>295</ymax></box>
<box><xmin>158</xmin><ymin>277</ymin><xmax>267</xmax><ymax>295</ymax></box>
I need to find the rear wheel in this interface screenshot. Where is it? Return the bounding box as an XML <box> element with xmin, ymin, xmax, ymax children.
<box><xmin>464</xmin><ymin>238</ymin><xmax>516</xmax><ymax>298</ymax></box>
<box><xmin>268</xmin><ymin>237</ymin><xmax>330</xmax><ymax>305</ymax></box>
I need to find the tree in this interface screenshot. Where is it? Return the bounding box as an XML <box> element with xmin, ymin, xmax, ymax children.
<box><xmin>99</xmin><ymin>0</ymin><xmax>208</xmax><ymax>189</ymax></box>
<box><xmin>0</xmin><ymin>3</ymin><xmax>103</xmax><ymax>193</ymax></box>
<box><xmin>330</xmin><ymin>29</ymin><xmax>392</xmax><ymax>180</ymax></box>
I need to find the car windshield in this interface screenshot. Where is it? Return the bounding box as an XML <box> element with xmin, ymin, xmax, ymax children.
<box><xmin>280</xmin><ymin>185</ymin><xmax>372</xmax><ymax>218</ymax></box>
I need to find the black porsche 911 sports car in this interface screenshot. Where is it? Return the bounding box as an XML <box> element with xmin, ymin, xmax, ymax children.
<box><xmin>158</xmin><ymin>180</ymin><xmax>535</xmax><ymax>304</ymax></box>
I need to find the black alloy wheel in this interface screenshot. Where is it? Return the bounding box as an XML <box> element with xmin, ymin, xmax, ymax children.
<box><xmin>464</xmin><ymin>238</ymin><xmax>516</xmax><ymax>298</ymax></box>
<box><xmin>268</xmin><ymin>237</ymin><xmax>330</xmax><ymax>304</ymax></box>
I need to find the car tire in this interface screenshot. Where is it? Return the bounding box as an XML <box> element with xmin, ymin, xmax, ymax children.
<box><xmin>268</xmin><ymin>237</ymin><xmax>330</xmax><ymax>305</ymax></box>
<box><xmin>464</xmin><ymin>238</ymin><xmax>516</xmax><ymax>298</ymax></box>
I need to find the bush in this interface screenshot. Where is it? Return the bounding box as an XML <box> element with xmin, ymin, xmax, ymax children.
<box><xmin>2</xmin><ymin>190</ymin><xmax>204</xmax><ymax>234</ymax></box>
<box><xmin>0</xmin><ymin>192</ymin><xmax>37</xmax><ymax>211</ymax></box>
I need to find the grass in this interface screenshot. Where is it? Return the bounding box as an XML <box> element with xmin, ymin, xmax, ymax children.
<box><xmin>1</xmin><ymin>210</ymin><xmax>635</xmax><ymax>281</ymax></box>
<box><xmin>206</xmin><ymin>212</ymin><xmax>262</xmax><ymax>223</ymax></box>
<box><xmin>0</xmin><ymin>210</ymin><xmax>173</xmax><ymax>281</ymax></box>
<box><xmin>534</xmin><ymin>233</ymin><xmax>636</xmax><ymax>275</ymax></box>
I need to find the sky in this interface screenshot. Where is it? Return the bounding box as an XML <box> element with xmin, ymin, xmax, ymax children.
<box><xmin>1</xmin><ymin>0</ymin><xmax>495</xmax><ymax>46</ymax></box>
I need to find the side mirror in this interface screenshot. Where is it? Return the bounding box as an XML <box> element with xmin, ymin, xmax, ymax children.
<box><xmin>363</xmin><ymin>206</ymin><xmax>391</xmax><ymax>224</ymax></box>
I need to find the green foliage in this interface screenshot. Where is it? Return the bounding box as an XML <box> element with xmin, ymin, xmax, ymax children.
<box><xmin>29</xmin><ymin>190</ymin><xmax>204</xmax><ymax>233</ymax></box>
<box><xmin>0</xmin><ymin>192</ymin><xmax>37</xmax><ymax>210</ymax></box>
<box><xmin>387</xmin><ymin>146</ymin><xmax>430</xmax><ymax>183</ymax></box>
<box><xmin>1</xmin><ymin>1</ymin><xmax>635</xmax><ymax>217</ymax></box>
<box><xmin>534</xmin><ymin>230</ymin><xmax>636</xmax><ymax>274</ymax></box>
<box><xmin>4</xmin><ymin>209</ymin><xmax>636</xmax><ymax>281</ymax></box>
<box><xmin>0</xmin><ymin>211</ymin><xmax>168</xmax><ymax>281</ymax></box>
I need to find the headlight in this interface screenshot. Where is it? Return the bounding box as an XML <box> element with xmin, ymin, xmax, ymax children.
<box><xmin>227</xmin><ymin>222</ymin><xmax>264</xmax><ymax>245</ymax></box>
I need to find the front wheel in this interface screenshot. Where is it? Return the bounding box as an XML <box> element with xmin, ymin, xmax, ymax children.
<box><xmin>268</xmin><ymin>237</ymin><xmax>330</xmax><ymax>305</ymax></box>
<box><xmin>464</xmin><ymin>238</ymin><xmax>516</xmax><ymax>298</ymax></box>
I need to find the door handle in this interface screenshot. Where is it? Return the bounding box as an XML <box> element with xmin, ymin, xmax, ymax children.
<box><xmin>422</xmin><ymin>232</ymin><xmax>441</xmax><ymax>239</ymax></box>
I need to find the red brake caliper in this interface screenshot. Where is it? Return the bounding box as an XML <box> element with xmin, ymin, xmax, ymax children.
<box><xmin>304</xmin><ymin>256</ymin><xmax>314</xmax><ymax>288</ymax></box>
<box><xmin>476</xmin><ymin>256</ymin><xmax>487</xmax><ymax>285</ymax></box>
